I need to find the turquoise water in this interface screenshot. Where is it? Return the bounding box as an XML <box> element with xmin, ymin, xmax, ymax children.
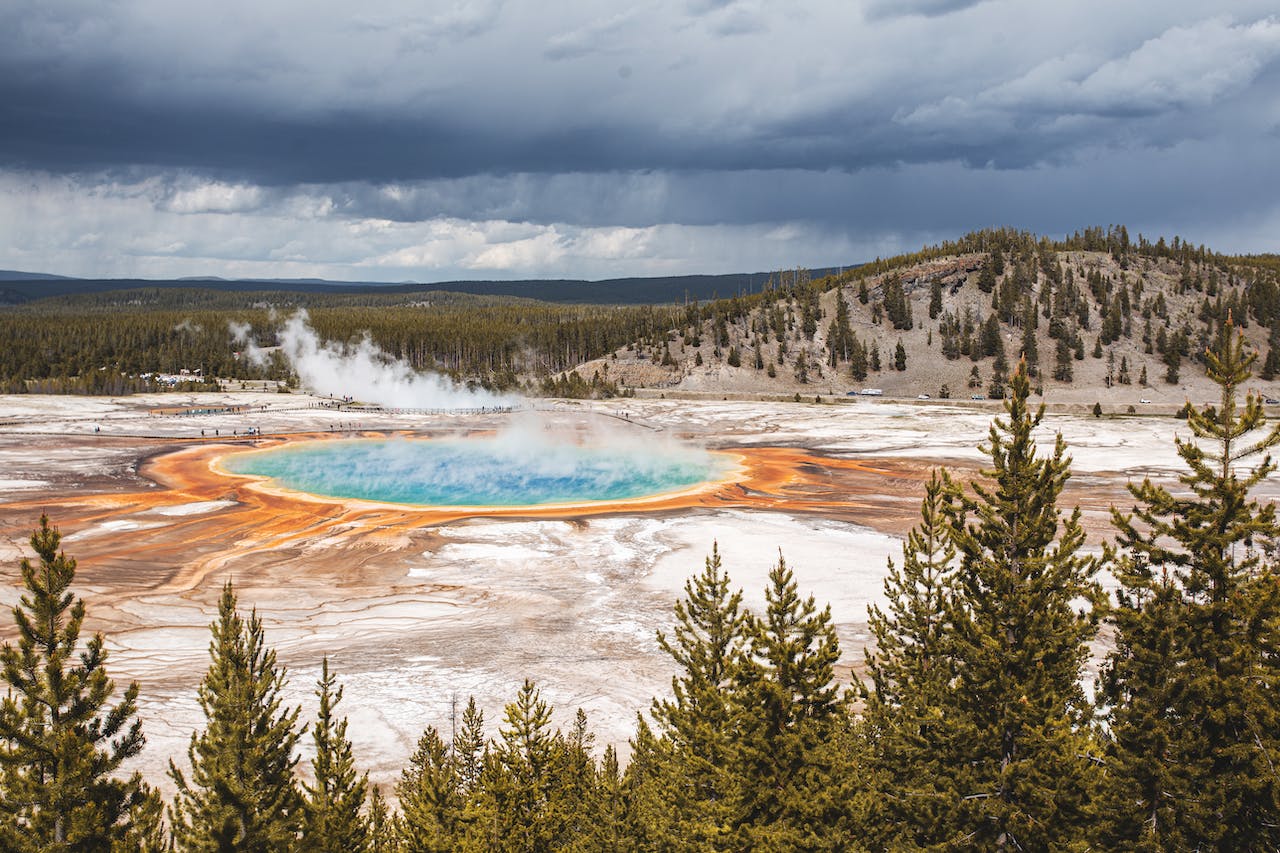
<box><xmin>223</xmin><ymin>437</ymin><xmax>726</xmax><ymax>507</ymax></box>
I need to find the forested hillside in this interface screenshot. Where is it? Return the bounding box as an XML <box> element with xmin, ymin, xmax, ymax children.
<box><xmin>0</xmin><ymin>297</ymin><xmax>682</xmax><ymax>395</ymax></box>
<box><xmin>576</xmin><ymin>226</ymin><xmax>1280</xmax><ymax>404</ymax></box>
<box><xmin>0</xmin><ymin>267</ymin><xmax>822</xmax><ymax>306</ymax></box>
<box><xmin>2</xmin><ymin>227</ymin><xmax>1279</xmax><ymax>403</ymax></box>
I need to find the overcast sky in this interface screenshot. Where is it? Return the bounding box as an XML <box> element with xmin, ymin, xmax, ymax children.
<box><xmin>1</xmin><ymin>1</ymin><xmax>1277</xmax><ymax>281</ymax></box>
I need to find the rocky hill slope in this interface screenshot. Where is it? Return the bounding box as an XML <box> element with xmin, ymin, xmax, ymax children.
<box><xmin>569</xmin><ymin>229</ymin><xmax>1280</xmax><ymax>411</ymax></box>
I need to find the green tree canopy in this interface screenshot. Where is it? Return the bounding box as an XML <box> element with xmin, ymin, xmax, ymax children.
<box><xmin>940</xmin><ymin>360</ymin><xmax>1103</xmax><ymax>848</ymax></box>
<box><xmin>169</xmin><ymin>582</ymin><xmax>304</xmax><ymax>852</ymax></box>
<box><xmin>646</xmin><ymin>543</ymin><xmax>749</xmax><ymax>848</ymax></box>
<box><xmin>0</xmin><ymin>515</ymin><xmax>148</xmax><ymax>852</ymax></box>
<box><xmin>1100</xmin><ymin>321</ymin><xmax>1280</xmax><ymax>849</ymax></box>
<box><xmin>733</xmin><ymin>553</ymin><xmax>844</xmax><ymax>849</ymax></box>
<box><xmin>862</xmin><ymin>469</ymin><xmax>963</xmax><ymax>849</ymax></box>
<box><xmin>302</xmin><ymin>657</ymin><xmax>369</xmax><ymax>853</ymax></box>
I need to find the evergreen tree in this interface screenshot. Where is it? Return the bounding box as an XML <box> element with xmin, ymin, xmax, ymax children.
<box><xmin>117</xmin><ymin>785</ymin><xmax>172</xmax><ymax>853</ymax></box>
<box><xmin>1020</xmin><ymin>304</ymin><xmax>1039</xmax><ymax>377</ymax></box>
<box><xmin>0</xmin><ymin>515</ymin><xmax>147</xmax><ymax>852</ymax></box>
<box><xmin>1164</xmin><ymin>345</ymin><xmax>1180</xmax><ymax>384</ymax></box>
<box><xmin>827</xmin><ymin>293</ymin><xmax>854</xmax><ymax>365</ymax></box>
<box><xmin>936</xmin><ymin>360</ymin><xmax>1104</xmax><ymax>848</ymax></box>
<box><xmin>883</xmin><ymin>275</ymin><xmax>913</xmax><ymax>331</ymax></box>
<box><xmin>454</xmin><ymin>697</ymin><xmax>486</xmax><ymax>796</ymax></box>
<box><xmin>1054</xmin><ymin>336</ymin><xmax>1073</xmax><ymax>381</ymax></box>
<box><xmin>715</xmin><ymin>314</ymin><xmax>730</xmax><ymax>349</ymax></box>
<box><xmin>302</xmin><ymin>658</ymin><xmax>369</xmax><ymax>853</ymax></box>
<box><xmin>1099</xmin><ymin>322</ymin><xmax>1280</xmax><ymax>849</ymax></box>
<box><xmin>733</xmin><ymin>554</ymin><xmax>844</xmax><ymax>849</ymax></box>
<box><xmin>622</xmin><ymin>715</ymin><xmax>681</xmax><ymax>849</ymax></box>
<box><xmin>169</xmin><ymin>582</ymin><xmax>304</xmax><ymax>852</ymax></box>
<box><xmin>1094</xmin><ymin>567</ymin><xmax>1183</xmax><ymax>852</ymax></box>
<box><xmin>977</xmin><ymin>260</ymin><xmax>997</xmax><ymax>293</ymax></box>
<box><xmin>366</xmin><ymin>788</ymin><xmax>395</xmax><ymax>853</ymax></box>
<box><xmin>982</xmin><ymin>314</ymin><xmax>1003</xmax><ymax>359</ymax></box>
<box><xmin>863</xmin><ymin>470</ymin><xmax>963</xmax><ymax>849</ymax></box>
<box><xmin>849</xmin><ymin>338</ymin><xmax>868</xmax><ymax>381</ymax></box>
<box><xmin>584</xmin><ymin>746</ymin><xmax>629</xmax><ymax>851</ymax></box>
<box><xmin>929</xmin><ymin>279</ymin><xmax>943</xmax><ymax>320</ymax></box>
<box><xmin>1262</xmin><ymin>320</ymin><xmax>1280</xmax><ymax>380</ymax></box>
<box><xmin>396</xmin><ymin>727</ymin><xmax>461</xmax><ymax>852</ymax></box>
<box><xmin>894</xmin><ymin>339</ymin><xmax>907</xmax><ymax>372</ymax></box>
<box><xmin>987</xmin><ymin>351</ymin><xmax>1009</xmax><ymax>400</ymax></box>
<box><xmin>794</xmin><ymin>350</ymin><xmax>809</xmax><ymax>384</ymax></box>
<box><xmin>545</xmin><ymin>708</ymin><xmax>598</xmax><ymax>848</ymax></box>
<box><xmin>472</xmin><ymin>680</ymin><xmax>565</xmax><ymax>852</ymax></box>
<box><xmin>647</xmin><ymin>543</ymin><xmax>749</xmax><ymax>849</ymax></box>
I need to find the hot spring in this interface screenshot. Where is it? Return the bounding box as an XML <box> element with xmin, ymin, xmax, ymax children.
<box><xmin>221</xmin><ymin>436</ymin><xmax>732</xmax><ymax>507</ymax></box>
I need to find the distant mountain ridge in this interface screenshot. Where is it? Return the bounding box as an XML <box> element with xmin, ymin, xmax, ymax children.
<box><xmin>0</xmin><ymin>267</ymin><xmax>851</xmax><ymax>306</ymax></box>
<box><xmin>0</xmin><ymin>269</ymin><xmax>77</xmax><ymax>281</ymax></box>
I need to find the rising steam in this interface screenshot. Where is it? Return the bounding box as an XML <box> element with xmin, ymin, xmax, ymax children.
<box><xmin>234</xmin><ymin>311</ymin><xmax>516</xmax><ymax>409</ymax></box>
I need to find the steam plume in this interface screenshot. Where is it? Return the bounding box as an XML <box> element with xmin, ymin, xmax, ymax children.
<box><xmin>237</xmin><ymin>311</ymin><xmax>516</xmax><ymax>409</ymax></box>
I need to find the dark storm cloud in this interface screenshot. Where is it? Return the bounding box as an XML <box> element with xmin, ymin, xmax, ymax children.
<box><xmin>4</xmin><ymin>1</ymin><xmax>1274</xmax><ymax>189</ymax></box>
<box><xmin>0</xmin><ymin>72</ymin><xmax>650</xmax><ymax>185</ymax></box>
<box><xmin>1</xmin><ymin>0</ymin><xmax>1278</xmax><ymax>280</ymax></box>
<box><xmin>319</xmin><ymin>128</ymin><xmax>1280</xmax><ymax>240</ymax></box>
<box><xmin>5</xmin><ymin>2</ymin><xmax>1274</xmax><ymax>184</ymax></box>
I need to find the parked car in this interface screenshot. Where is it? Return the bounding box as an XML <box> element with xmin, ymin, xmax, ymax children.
<box><xmin>917</xmin><ymin>393</ymin><xmax>931</xmax><ymax>400</ymax></box>
<box><xmin>1140</xmin><ymin>398</ymin><xmax>1151</xmax><ymax>404</ymax></box>
<box><xmin>970</xmin><ymin>394</ymin><xmax>985</xmax><ymax>400</ymax></box>
<box><xmin>1266</xmin><ymin>398</ymin><xmax>1279</xmax><ymax>405</ymax></box>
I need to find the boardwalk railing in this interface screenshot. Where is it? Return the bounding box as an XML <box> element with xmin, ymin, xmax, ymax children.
<box><xmin>336</xmin><ymin>405</ymin><xmax>521</xmax><ymax>416</ymax></box>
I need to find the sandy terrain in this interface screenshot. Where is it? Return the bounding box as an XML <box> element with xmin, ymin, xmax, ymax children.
<box><xmin>0</xmin><ymin>390</ymin><xmax>1265</xmax><ymax>794</ymax></box>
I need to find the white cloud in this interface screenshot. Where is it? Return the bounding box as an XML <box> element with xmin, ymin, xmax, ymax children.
<box><xmin>465</xmin><ymin>231</ymin><xmax>567</xmax><ymax>270</ymax></box>
<box><xmin>999</xmin><ymin>15</ymin><xmax>1280</xmax><ymax>114</ymax></box>
<box><xmin>0</xmin><ymin>170</ymin><xmax>890</xmax><ymax>280</ymax></box>
<box><xmin>902</xmin><ymin>15</ymin><xmax>1280</xmax><ymax>129</ymax></box>
<box><xmin>544</xmin><ymin>8</ymin><xmax>641</xmax><ymax>60</ymax></box>
<box><xmin>164</xmin><ymin>182</ymin><xmax>266</xmax><ymax>214</ymax></box>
